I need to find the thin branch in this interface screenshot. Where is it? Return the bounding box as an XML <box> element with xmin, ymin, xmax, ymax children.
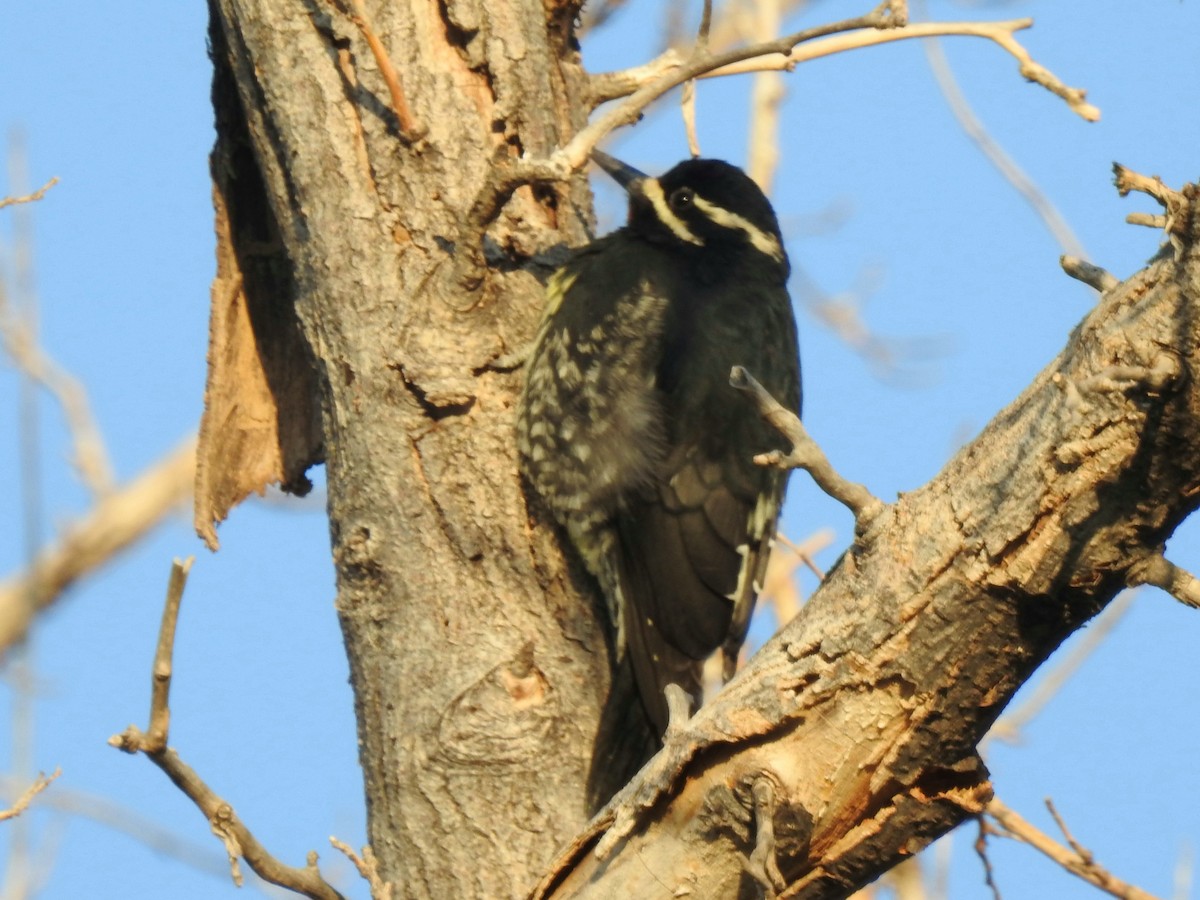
<box><xmin>0</xmin><ymin>279</ymin><xmax>115</xmax><ymax>496</ymax></box>
<box><xmin>1127</xmin><ymin>213</ymin><xmax>1167</xmax><ymax>230</ymax></box>
<box><xmin>330</xmin><ymin>839</ymin><xmax>393</xmax><ymax>900</ymax></box>
<box><xmin>579</xmin><ymin>4</ymin><xmax>907</xmax><ymax>165</ymax></box>
<box><xmin>973</xmin><ymin>815</ymin><xmax>1003</xmax><ymax>900</ymax></box>
<box><xmin>325</xmin><ymin>0</ymin><xmax>422</xmax><ymax>139</ymax></box>
<box><xmin>481</xmin><ymin>7</ymin><xmax>1089</xmax><ymax>233</ymax></box>
<box><xmin>1173</xmin><ymin>843</ymin><xmax>1194</xmax><ymax>900</ymax></box>
<box><xmin>679</xmin><ymin>0</ymin><xmax>712</xmax><ymax>156</ymax></box>
<box><xmin>109</xmin><ymin>559</ymin><xmax>345</xmax><ymax>900</ymax></box>
<box><xmin>1114</xmin><ymin>164</ymin><xmax>1188</xmax><ymax>210</ymax></box>
<box><xmin>1114</xmin><ymin>164</ymin><xmax>1190</xmax><ymax>242</ymax></box>
<box><xmin>704</xmin><ymin>19</ymin><xmax>1098</xmax><ymax>124</ymax></box>
<box><xmin>0</xmin><ymin>177</ymin><xmax>58</xmax><ymax>211</ymax></box>
<box><xmin>918</xmin><ymin>10</ymin><xmax>1087</xmax><ymax>261</ymax></box>
<box><xmin>797</xmin><ymin>262</ymin><xmax>949</xmax><ymax>385</ymax></box>
<box><xmin>0</xmin><ymin>774</ymin><xmax>250</xmax><ymax>882</ymax></box>
<box><xmin>747</xmin><ymin>0</ymin><xmax>785</xmax><ymax>191</ymax></box>
<box><xmin>1127</xmin><ymin>554</ymin><xmax>1200</xmax><ymax>610</ymax></box>
<box><xmin>776</xmin><ymin>530</ymin><xmax>831</xmax><ymax>582</ymax></box>
<box><xmin>729</xmin><ymin>365</ymin><xmax>884</xmax><ymax>532</ymax></box>
<box><xmin>986</xmin><ymin>798</ymin><xmax>1162</xmax><ymax>900</ymax></box>
<box><xmin>0</xmin><ymin>770</ymin><xmax>59</xmax><ymax>823</ymax></box>
<box><xmin>145</xmin><ymin>561</ymin><xmax>190</xmax><ymax>752</ymax></box>
<box><xmin>1</xmin><ymin>164</ymin><xmax>110</xmax><ymax>497</ymax></box>
<box><xmin>1061</xmin><ymin>255</ymin><xmax>1119</xmax><ymax>293</ymax></box>
<box><xmin>0</xmin><ymin>437</ymin><xmax>196</xmax><ymax>655</ymax></box>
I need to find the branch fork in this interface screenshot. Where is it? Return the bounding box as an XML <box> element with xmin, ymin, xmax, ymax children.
<box><xmin>109</xmin><ymin>558</ymin><xmax>346</xmax><ymax>900</ymax></box>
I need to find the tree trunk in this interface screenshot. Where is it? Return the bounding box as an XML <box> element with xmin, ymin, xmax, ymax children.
<box><xmin>207</xmin><ymin>0</ymin><xmax>607</xmax><ymax>895</ymax></box>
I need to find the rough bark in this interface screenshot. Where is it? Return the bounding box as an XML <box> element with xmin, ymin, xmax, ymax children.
<box><xmin>206</xmin><ymin>0</ymin><xmax>606</xmax><ymax>896</ymax></box>
<box><xmin>532</xmin><ymin>197</ymin><xmax>1200</xmax><ymax>897</ymax></box>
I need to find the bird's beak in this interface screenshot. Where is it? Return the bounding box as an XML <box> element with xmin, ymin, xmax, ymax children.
<box><xmin>591</xmin><ymin>150</ymin><xmax>648</xmax><ymax>194</ymax></box>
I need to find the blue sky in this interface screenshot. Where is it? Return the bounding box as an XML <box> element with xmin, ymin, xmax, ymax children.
<box><xmin>1</xmin><ymin>1</ymin><xmax>1198</xmax><ymax>898</ymax></box>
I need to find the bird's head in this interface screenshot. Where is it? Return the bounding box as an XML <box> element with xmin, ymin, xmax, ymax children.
<box><xmin>592</xmin><ymin>151</ymin><xmax>788</xmax><ymax>274</ymax></box>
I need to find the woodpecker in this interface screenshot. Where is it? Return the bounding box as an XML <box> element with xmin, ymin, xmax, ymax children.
<box><xmin>516</xmin><ymin>152</ymin><xmax>801</xmax><ymax>737</ymax></box>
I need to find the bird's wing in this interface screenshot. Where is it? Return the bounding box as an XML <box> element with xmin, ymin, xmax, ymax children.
<box><xmin>614</xmin><ymin>442</ymin><xmax>783</xmax><ymax>733</ymax></box>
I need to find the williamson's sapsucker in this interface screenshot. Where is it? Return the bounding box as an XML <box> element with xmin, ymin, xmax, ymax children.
<box><xmin>517</xmin><ymin>152</ymin><xmax>802</xmax><ymax>739</ymax></box>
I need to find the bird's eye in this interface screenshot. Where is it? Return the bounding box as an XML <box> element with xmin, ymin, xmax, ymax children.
<box><xmin>670</xmin><ymin>188</ymin><xmax>694</xmax><ymax>210</ymax></box>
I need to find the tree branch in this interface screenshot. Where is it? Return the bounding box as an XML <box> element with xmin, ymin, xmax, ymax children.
<box><xmin>730</xmin><ymin>365</ymin><xmax>884</xmax><ymax>533</ymax></box>
<box><xmin>323</xmin><ymin>0</ymin><xmax>423</xmax><ymax>139</ymax></box>
<box><xmin>0</xmin><ymin>438</ymin><xmax>196</xmax><ymax>655</ymax></box>
<box><xmin>1127</xmin><ymin>554</ymin><xmax>1200</xmax><ymax>610</ymax></box>
<box><xmin>0</xmin><ymin>770</ymin><xmax>59</xmax><ymax>823</ymax></box>
<box><xmin>531</xmin><ymin>178</ymin><xmax>1200</xmax><ymax>898</ymax></box>
<box><xmin>918</xmin><ymin>8</ymin><xmax>1087</xmax><ymax>261</ymax></box>
<box><xmin>109</xmin><ymin>559</ymin><xmax>344</xmax><ymax>900</ymax></box>
<box><xmin>0</xmin><ymin>177</ymin><xmax>58</xmax><ymax>211</ymax></box>
<box><xmin>986</xmin><ymin>798</ymin><xmax>1162</xmax><ymax>900</ymax></box>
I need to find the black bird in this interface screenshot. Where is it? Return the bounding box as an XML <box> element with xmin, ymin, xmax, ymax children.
<box><xmin>517</xmin><ymin>152</ymin><xmax>802</xmax><ymax>742</ymax></box>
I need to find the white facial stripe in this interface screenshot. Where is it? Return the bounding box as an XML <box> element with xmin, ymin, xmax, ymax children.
<box><xmin>642</xmin><ymin>179</ymin><xmax>704</xmax><ymax>247</ymax></box>
<box><xmin>692</xmin><ymin>196</ymin><xmax>784</xmax><ymax>262</ymax></box>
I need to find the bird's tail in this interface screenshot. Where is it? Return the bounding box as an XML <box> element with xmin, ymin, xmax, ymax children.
<box><xmin>585</xmin><ymin>651</ymin><xmax>660</xmax><ymax>812</ymax></box>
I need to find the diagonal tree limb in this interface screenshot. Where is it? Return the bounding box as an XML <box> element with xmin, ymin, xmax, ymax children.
<box><xmin>0</xmin><ymin>770</ymin><xmax>59</xmax><ymax>823</ymax></box>
<box><xmin>0</xmin><ymin>438</ymin><xmax>196</xmax><ymax>656</ymax></box>
<box><xmin>530</xmin><ymin>176</ymin><xmax>1200</xmax><ymax>898</ymax></box>
<box><xmin>986</xmin><ymin>798</ymin><xmax>1161</xmax><ymax>900</ymax></box>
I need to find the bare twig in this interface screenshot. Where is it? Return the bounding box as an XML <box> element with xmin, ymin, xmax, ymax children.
<box><xmin>747</xmin><ymin>0</ymin><xmax>785</xmax><ymax>191</ymax></box>
<box><xmin>973</xmin><ymin>815</ymin><xmax>1003</xmax><ymax>900</ymax></box>
<box><xmin>0</xmin><ymin>437</ymin><xmax>196</xmax><ymax>655</ymax></box>
<box><xmin>0</xmin><ymin>177</ymin><xmax>58</xmax><ymax>211</ymax></box>
<box><xmin>918</xmin><ymin>9</ymin><xmax>1087</xmax><ymax>261</ymax></box>
<box><xmin>0</xmin><ymin>770</ymin><xmax>59</xmax><ymax>823</ymax></box>
<box><xmin>6</xmin><ymin>138</ymin><xmax>45</xmax><ymax>900</ymax></box>
<box><xmin>0</xmin><ymin>282</ymin><xmax>115</xmax><ymax>497</ymax></box>
<box><xmin>1114</xmin><ymin>164</ymin><xmax>1190</xmax><ymax>241</ymax></box>
<box><xmin>580</xmin><ymin>5</ymin><xmax>905</xmax><ymax>164</ymax></box>
<box><xmin>730</xmin><ymin>366</ymin><xmax>884</xmax><ymax>532</ymax></box>
<box><xmin>110</xmin><ymin>559</ymin><xmax>344</xmax><ymax>900</ymax></box>
<box><xmin>0</xmin><ymin>774</ymin><xmax>249</xmax><ymax>882</ymax></box>
<box><xmin>592</xmin><ymin>15</ymin><xmax>1096</xmax><ymax>118</ymax></box>
<box><xmin>793</xmin><ymin>262</ymin><xmax>950</xmax><ymax>385</ymax></box>
<box><xmin>761</xmin><ymin>529</ymin><xmax>834</xmax><ymax>627</ymax></box>
<box><xmin>776</xmin><ymin>530</ymin><xmax>831</xmax><ymax>582</ymax></box>
<box><xmin>325</xmin><ymin>0</ymin><xmax>421</xmax><ymax>139</ymax></box>
<box><xmin>708</xmin><ymin>18</ymin><xmax>1098</xmax><ymax>123</ymax></box>
<box><xmin>986</xmin><ymin>798</ymin><xmax>1162</xmax><ymax>900</ymax></box>
<box><xmin>1127</xmin><ymin>554</ymin><xmax>1200</xmax><ymax>610</ymax></box>
<box><xmin>481</xmin><ymin>7</ymin><xmax>1090</xmax><ymax>234</ymax></box>
<box><xmin>331</xmin><ymin>838</ymin><xmax>392</xmax><ymax>900</ymax></box>
<box><xmin>1114</xmin><ymin>164</ymin><xmax>1187</xmax><ymax>210</ymax></box>
<box><xmin>680</xmin><ymin>0</ymin><xmax>714</xmax><ymax>157</ymax></box>
<box><xmin>1061</xmin><ymin>255</ymin><xmax>1119</xmax><ymax>293</ymax></box>
<box><xmin>1127</xmin><ymin>213</ymin><xmax>1167</xmax><ymax>230</ymax></box>
<box><xmin>1</xmin><ymin>164</ymin><xmax>111</xmax><ymax>497</ymax></box>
